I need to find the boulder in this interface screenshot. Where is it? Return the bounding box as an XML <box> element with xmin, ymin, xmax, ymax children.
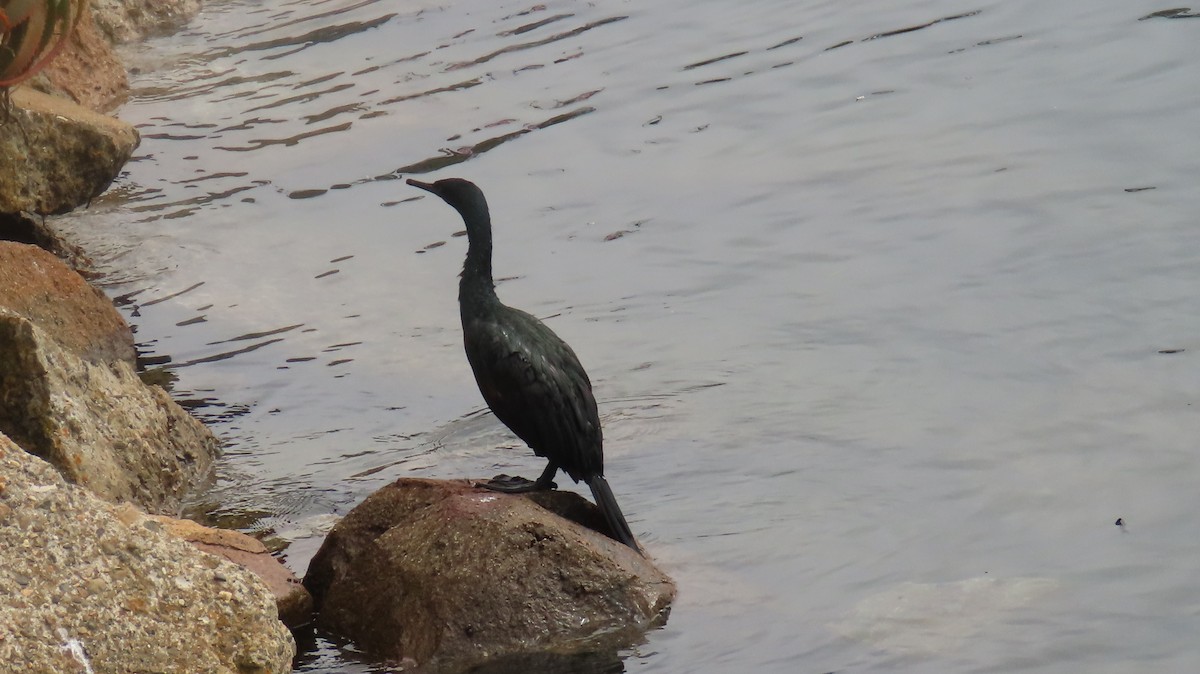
<box><xmin>304</xmin><ymin>478</ymin><xmax>675</xmax><ymax>672</ymax></box>
<box><xmin>0</xmin><ymin>242</ymin><xmax>219</xmax><ymax>513</ymax></box>
<box><xmin>0</xmin><ymin>87</ymin><xmax>138</xmax><ymax>216</ymax></box>
<box><xmin>0</xmin><ymin>433</ymin><xmax>295</xmax><ymax>673</ymax></box>
<box><xmin>0</xmin><ymin>242</ymin><xmax>132</xmax><ymax>363</ymax></box>
<box><xmin>123</xmin><ymin>507</ymin><xmax>315</xmax><ymax>628</ymax></box>
<box><xmin>89</xmin><ymin>0</ymin><xmax>202</xmax><ymax>44</ymax></box>
<box><xmin>34</xmin><ymin>7</ymin><xmax>130</xmax><ymax>112</ymax></box>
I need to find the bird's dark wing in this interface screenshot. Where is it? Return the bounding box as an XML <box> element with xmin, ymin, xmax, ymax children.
<box><xmin>462</xmin><ymin>307</ymin><xmax>602</xmax><ymax>481</ymax></box>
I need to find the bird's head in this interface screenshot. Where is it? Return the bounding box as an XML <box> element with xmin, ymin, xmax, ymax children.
<box><xmin>407</xmin><ymin>177</ymin><xmax>488</xmax><ymax>217</ymax></box>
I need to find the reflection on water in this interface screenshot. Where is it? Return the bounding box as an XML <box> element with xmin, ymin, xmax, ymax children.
<box><xmin>52</xmin><ymin>0</ymin><xmax>1200</xmax><ymax>671</ymax></box>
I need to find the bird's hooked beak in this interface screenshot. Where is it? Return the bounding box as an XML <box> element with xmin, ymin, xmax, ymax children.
<box><xmin>407</xmin><ymin>178</ymin><xmax>436</xmax><ymax>194</ymax></box>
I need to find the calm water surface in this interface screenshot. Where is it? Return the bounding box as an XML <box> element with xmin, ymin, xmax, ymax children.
<box><xmin>59</xmin><ymin>0</ymin><xmax>1200</xmax><ymax>671</ymax></box>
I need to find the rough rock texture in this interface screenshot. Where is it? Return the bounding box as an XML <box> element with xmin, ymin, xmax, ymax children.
<box><xmin>90</xmin><ymin>0</ymin><xmax>202</xmax><ymax>43</ymax></box>
<box><xmin>34</xmin><ymin>7</ymin><xmax>130</xmax><ymax>112</ymax></box>
<box><xmin>118</xmin><ymin>507</ymin><xmax>315</xmax><ymax>628</ymax></box>
<box><xmin>0</xmin><ymin>242</ymin><xmax>219</xmax><ymax>512</ymax></box>
<box><xmin>0</xmin><ymin>87</ymin><xmax>139</xmax><ymax>215</ymax></box>
<box><xmin>0</xmin><ymin>242</ymin><xmax>132</xmax><ymax>362</ymax></box>
<box><xmin>0</xmin><ymin>434</ymin><xmax>295</xmax><ymax>674</ymax></box>
<box><xmin>304</xmin><ymin>478</ymin><xmax>675</xmax><ymax>672</ymax></box>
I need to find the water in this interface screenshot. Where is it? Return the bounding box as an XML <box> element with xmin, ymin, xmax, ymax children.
<box><xmin>56</xmin><ymin>0</ymin><xmax>1200</xmax><ymax>671</ymax></box>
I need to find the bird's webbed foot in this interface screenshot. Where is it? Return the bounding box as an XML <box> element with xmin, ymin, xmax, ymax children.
<box><xmin>478</xmin><ymin>474</ymin><xmax>557</xmax><ymax>493</ymax></box>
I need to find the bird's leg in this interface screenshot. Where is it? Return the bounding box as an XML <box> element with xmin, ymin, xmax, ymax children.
<box><xmin>532</xmin><ymin>461</ymin><xmax>559</xmax><ymax>490</ymax></box>
<box><xmin>479</xmin><ymin>462</ymin><xmax>559</xmax><ymax>493</ymax></box>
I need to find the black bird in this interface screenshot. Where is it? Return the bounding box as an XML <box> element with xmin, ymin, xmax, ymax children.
<box><xmin>407</xmin><ymin>177</ymin><xmax>641</xmax><ymax>554</ymax></box>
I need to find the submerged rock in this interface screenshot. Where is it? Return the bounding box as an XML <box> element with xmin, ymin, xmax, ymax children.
<box><xmin>304</xmin><ymin>478</ymin><xmax>675</xmax><ymax>671</ymax></box>
<box><xmin>0</xmin><ymin>242</ymin><xmax>219</xmax><ymax>513</ymax></box>
<box><xmin>831</xmin><ymin>576</ymin><xmax>1059</xmax><ymax>655</ymax></box>
<box><xmin>0</xmin><ymin>87</ymin><xmax>138</xmax><ymax>216</ymax></box>
<box><xmin>0</xmin><ymin>433</ymin><xmax>295</xmax><ymax>673</ymax></box>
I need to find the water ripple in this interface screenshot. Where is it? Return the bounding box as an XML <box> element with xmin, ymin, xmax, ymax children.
<box><xmin>216</xmin><ymin>14</ymin><xmax>397</xmax><ymax>60</ymax></box>
<box><xmin>444</xmin><ymin>15</ymin><xmax>628</xmax><ymax>71</ymax></box>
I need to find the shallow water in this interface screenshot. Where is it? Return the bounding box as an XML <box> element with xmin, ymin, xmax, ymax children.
<box><xmin>58</xmin><ymin>0</ymin><xmax>1200</xmax><ymax>671</ymax></box>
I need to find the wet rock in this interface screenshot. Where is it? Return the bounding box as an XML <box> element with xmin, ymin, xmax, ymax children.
<box><xmin>33</xmin><ymin>7</ymin><xmax>130</xmax><ymax>112</ymax></box>
<box><xmin>304</xmin><ymin>478</ymin><xmax>675</xmax><ymax>672</ymax></box>
<box><xmin>0</xmin><ymin>242</ymin><xmax>219</xmax><ymax>512</ymax></box>
<box><xmin>0</xmin><ymin>434</ymin><xmax>295</xmax><ymax>672</ymax></box>
<box><xmin>90</xmin><ymin>0</ymin><xmax>202</xmax><ymax>43</ymax></box>
<box><xmin>0</xmin><ymin>87</ymin><xmax>138</xmax><ymax>216</ymax></box>
<box><xmin>118</xmin><ymin>506</ymin><xmax>315</xmax><ymax>628</ymax></box>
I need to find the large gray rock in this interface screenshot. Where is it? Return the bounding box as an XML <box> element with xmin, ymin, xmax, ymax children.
<box><xmin>304</xmin><ymin>478</ymin><xmax>675</xmax><ymax>672</ymax></box>
<box><xmin>0</xmin><ymin>87</ymin><xmax>138</xmax><ymax>216</ymax></box>
<box><xmin>0</xmin><ymin>242</ymin><xmax>219</xmax><ymax>512</ymax></box>
<box><xmin>0</xmin><ymin>433</ymin><xmax>295</xmax><ymax>673</ymax></box>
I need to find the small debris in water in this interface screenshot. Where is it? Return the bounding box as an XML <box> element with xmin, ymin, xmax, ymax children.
<box><xmin>382</xmin><ymin>195</ymin><xmax>423</xmax><ymax>207</ymax></box>
<box><xmin>1139</xmin><ymin>8</ymin><xmax>1200</xmax><ymax>20</ymax></box>
<box><xmin>289</xmin><ymin>189</ymin><xmax>327</xmax><ymax>200</ymax></box>
<box><xmin>1114</xmin><ymin>518</ymin><xmax>1124</xmax><ymax>526</ymax></box>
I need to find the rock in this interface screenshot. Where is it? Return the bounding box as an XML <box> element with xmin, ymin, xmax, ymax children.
<box><xmin>33</xmin><ymin>7</ymin><xmax>130</xmax><ymax>112</ymax></box>
<box><xmin>0</xmin><ymin>87</ymin><xmax>139</xmax><ymax>216</ymax></box>
<box><xmin>304</xmin><ymin>478</ymin><xmax>675</xmax><ymax>671</ymax></box>
<box><xmin>117</xmin><ymin>506</ymin><xmax>315</xmax><ymax>628</ymax></box>
<box><xmin>90</xmin><ymin>0</ymin><xmax>202</xmax><ymax>44</ymax></box>
<box><xmin>0</xmin><ymin>242</ymin><xmax>219</xmax><ymax>513</ymax></box>
<box><xmin>831</xmin><ymin>576</ymin><xmax>1060</xmax><ymax>655</ymax></box>
<box><xmin>0</xmin><ymin>433</ymin><xmax>295</xmax><ymax>673</ymax></box>
<box><xmin>0</xmin><ymin>242</ymin><xmax>132</xmax><ymax>363</ymax></box>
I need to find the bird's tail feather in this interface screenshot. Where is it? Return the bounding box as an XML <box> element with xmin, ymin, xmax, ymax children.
<box><xmin>587</xmin><ymin>475</ymin><xmax>642</xmax><ymax>555</ymax></box>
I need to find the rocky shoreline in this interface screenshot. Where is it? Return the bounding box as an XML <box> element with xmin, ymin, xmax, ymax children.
<box><xmin>1</xmin><ymin>1</ymin><xmax>299</xmax><ymax>671</ymax></box>
<box><xmin>0</xmin><ymin>2</ymin><xmax>674</xmax><ymax>670</ymax></box>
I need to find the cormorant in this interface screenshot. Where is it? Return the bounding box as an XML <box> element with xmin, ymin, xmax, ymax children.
<box><xmin>407</xmin><ymin>177</ymin><xmax>641</xmax><ymax>554</ymax></box>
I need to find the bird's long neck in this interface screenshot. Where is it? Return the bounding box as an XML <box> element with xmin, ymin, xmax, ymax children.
<box><xmin>458</xmin><ymin>207</ymin><xmax>499</xmax><ymax>313</ymax></box>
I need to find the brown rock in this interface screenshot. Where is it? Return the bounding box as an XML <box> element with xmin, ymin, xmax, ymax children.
<box><xmin>0</xmin><ymin>87</ymin><xmax>139</xmax><ymax>215</ymax></box>
<box><xmin>0</xmin><ymin>434</ymin><xmax>295</xmax><ymax>672</ymax></box>
<box><xmin>0</xmin><ymin>242</ymin><xmax>132</xmax><ymax>363</ymax></box>
<box><xmin>133</xmin><ymin>509</ymin><xmax>316</xmax><ymax>628</ymax></box>
<box><xmin>0</xmin><ymin>243</ymin><xmax>219</xmax><ymax>512</ymax></box>
<box><xmin>304</xmin><ymin>478</ymin><xmax>675</xmax><ymax>671</ymax></box>
<box><xmin>34</xmin><ymin>7</ymin><xmax>129</xmax><ymax>112</ymax></box>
